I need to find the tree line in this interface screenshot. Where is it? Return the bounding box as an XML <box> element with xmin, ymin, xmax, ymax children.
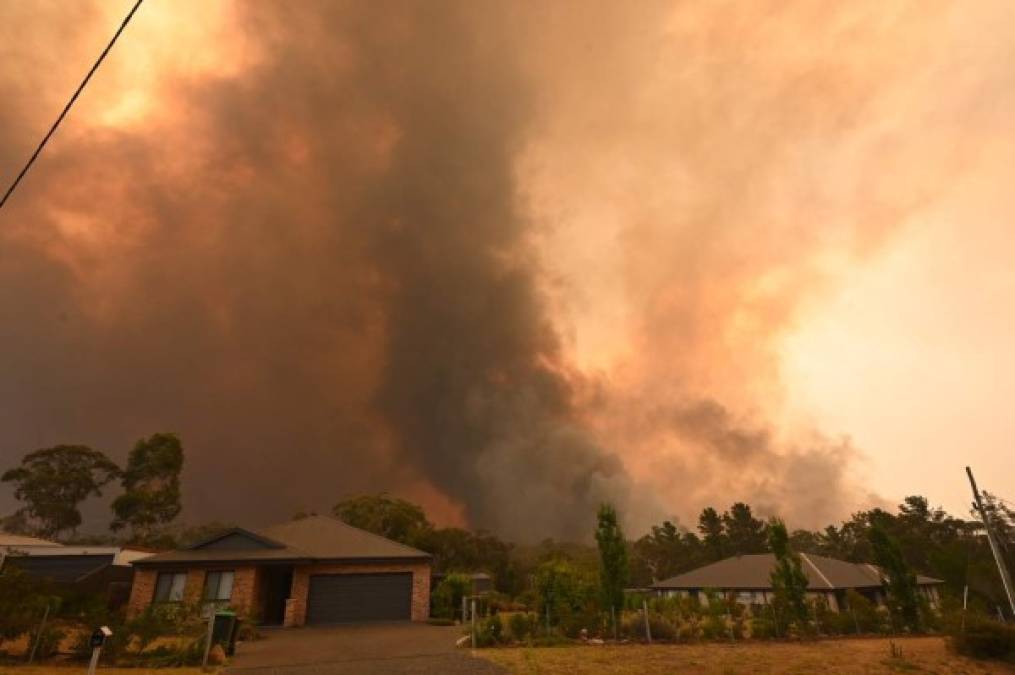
<box><xmin>3</xmin><ymin>437</ymin><xmax>1013</xmax><ymax>618</ymax></box>
<box><xmin>1</xmin><ymin>434</ymin><xmax>183</xmax><ymax>542</ymax></box>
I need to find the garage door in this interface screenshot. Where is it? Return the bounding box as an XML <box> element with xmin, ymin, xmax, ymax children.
<box><xmin>306</xmin><ymin>572</ymin><xmax>412</xmax><ymax>624</ymax></box>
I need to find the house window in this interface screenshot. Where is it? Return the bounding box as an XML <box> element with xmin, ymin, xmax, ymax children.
<box><xmin>203</xmin><ymin>570</ymin><xmax>235</xmax><ymax>602</ymax></box>
<box><xmin>154</xmin><ymin>572</ymin><xmax>187</xmax><ymax>602</ymax></box>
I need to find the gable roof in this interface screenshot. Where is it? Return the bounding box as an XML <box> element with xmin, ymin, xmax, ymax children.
<box><xmin>651</xmin><ymin>553</ymin><xmax>943</xmax><ymax>591</ymax></box>
<box><xmin>134</xmin><ymin>515</ymin><xmax>431</xmax><ymax>566</ymax></box>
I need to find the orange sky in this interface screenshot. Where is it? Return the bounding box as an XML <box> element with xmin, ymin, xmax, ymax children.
<box><xmin>1</xmin><ymin>1</ymin><xmax>1012</xmax><ymax>536</ymax></box>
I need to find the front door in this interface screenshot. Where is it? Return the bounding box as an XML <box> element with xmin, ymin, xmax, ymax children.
<box><xmin>261</xmin><ymin>566</ymin><xmax>294</xmax><ymax>625</ymax></box>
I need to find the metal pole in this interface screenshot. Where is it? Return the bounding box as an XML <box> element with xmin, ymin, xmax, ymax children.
<box><xmin>611</xmin><ymin>605</ymin><xmax>617</xmax><ymax>641</ymax></box>
<box><xmin>642</xmin><ymin>598</ymin><xmax>652</xmax><ymax>643</ymax></box>
<box><xmin>86</xmin><ymin>647</ymin><xmax>101</xmax><ymax>675</ymax></box>
<box><xmin>966</xmin><ymin>466</ymin><xmax>1015</xmax><ymax>617</ymax></box>
<box><xmin>961</xmin><ymin>585</ymin><xmax>968</xmax><ymax>633</ymax></box>
<box><xmin>27</xmin><ymin>601</ymin><xmax>50</xmax><ymax>664</ymax></box>
<box><xmin>470</xmin><ymin>599</ymin><xmax>477</xmax><ymax>649</ymax></box>
<box><xmin>201</xmin><ymin>610</ymin><xmax>215</xmax><ymax>672</ymax></box>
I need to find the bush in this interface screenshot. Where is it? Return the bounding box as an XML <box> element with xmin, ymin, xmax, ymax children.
<box><xmin>508</xmin><ymin>612</ymin><xmax>535</xmax><ymax>641</ymax></box>
<box><xmin>700</xmin><ymin>614</ymin><xmax>729</xmax><ymax>641</ymax></box>
<box><xmin>845</xmin><ymin>590</ymin><xmax>886</xmax><ymax>634</ymax></box>
<box><xmin>432</xmin><ymin>573</ymin><xmax>472</xmax><ymax>620</ymax></box>
<box><xmin>26</xmin><ymin>625</ymin><xmax>67</xmax><ymax>660</ymax></box>
<box><xmin>474</xmin><ymin>615</ymin><xmax>506</xmax><ymax>647</ymax></box>
<box><xmin>948</xmin><ymin>613</ymin><xmax>1015</xmax><ymax>662</ymax></box>
<box><xmin>749</xmin><ymin>615</ymin><xmax>777</xmax><ymax>639</ymax></box>
<box><xmin>826</xmin><ymin>609</ymin><xmax>858</xmax><ymax>636</ymax></box>
<box><xmin>646</xmin><ymin>613</ymin><xmax>677</xmax><ymax>641</ymax></box>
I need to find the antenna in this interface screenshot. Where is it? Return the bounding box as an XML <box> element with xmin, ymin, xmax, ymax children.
<box><xmin>966</xmin><ymin>466</ymin><xmax>1015</xmax><ymax>617</ymax></box>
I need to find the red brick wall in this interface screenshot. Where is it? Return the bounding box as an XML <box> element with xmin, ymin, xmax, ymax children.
<box><xmin>288</xmin><ymin>562</ymin><xmax>431</xmax><ymax>625</ymax></box>
<box><xmin>127</xmin><ymin>568</ymin><xmax>157</xmax><ymax>618</ymax></box>
<box><xmin>229</xmin><ymin>566</ymin><xmax>260</xmax><ymax>619</ymax></box>
<box><xmin>126</xmin><ymin>565</ymin><xmax>262</xmax><ymax>619</ymax></box>
<box><xmin>129</xmin><ymin>561</ymin><xmax>429</xmax><ymax>624</ymax></box>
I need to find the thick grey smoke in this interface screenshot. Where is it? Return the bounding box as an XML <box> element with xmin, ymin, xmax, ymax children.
<box><xmin>0</xmin><ymin>1</ymin><xmax>635</xmax><ymax>540</ymax></box>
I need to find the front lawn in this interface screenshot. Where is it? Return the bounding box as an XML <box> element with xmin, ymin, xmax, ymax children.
<box><xmin>477</xmin><ymin>636</ymin><xmax>1009</xmax><ymax>674</ymax></box>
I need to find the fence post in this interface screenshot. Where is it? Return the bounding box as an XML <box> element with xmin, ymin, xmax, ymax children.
<box><xmin>27</xmin><ymin>601</ymin><xmax>50</xmax><ymax>664</ymax></box>
<box><xmin>201</xmin><ymin>610</ymin><xmax>215</xmax><ymax>672</ymax></box>
<box><xmin>642</xmin><ymin>598</ymin><xmax>652</xmax><ymax>643</ymax></box>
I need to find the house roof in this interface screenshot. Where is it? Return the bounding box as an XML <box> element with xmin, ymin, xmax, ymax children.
<box><xmin>134</xmin><ymin>515</ymin><xmax>432</xmax><ymax>566</ymax></box>
<box><xmin>2</xmin><ymin>553</ymin><xmax>115</xmax><ymax>583</ymax></box>
<box><xmin>0</xmin><ymin>531</ymin><xmax>62</xmax><ymax>548</ymax></box>
<box><xmin>1</xmin><ymin>545</ymin><xmax>152</xmax><ymax>566</ymax></box>
<box><xmin>650</xmin><ymin>553</ymin><xmax>943</xmax><ymax>591</ymax></box>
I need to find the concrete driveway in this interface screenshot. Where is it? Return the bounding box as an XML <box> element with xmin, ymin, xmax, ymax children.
<box><xmin>224</xmin><ymin>623</ymin><xmax>506</xmax><ymax>674</ymax></box>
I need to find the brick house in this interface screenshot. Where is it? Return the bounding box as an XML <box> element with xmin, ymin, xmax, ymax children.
<box><xmin>127</xmin><ymin>515</ymin><xmax>431</xmax><ymax>626</ymax></box>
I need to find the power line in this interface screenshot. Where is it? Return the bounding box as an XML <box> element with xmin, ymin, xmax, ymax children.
<box><xmin>0</xmin><ymin>0</ymin><xmax>144</xmax><ymax>213</ymax></box>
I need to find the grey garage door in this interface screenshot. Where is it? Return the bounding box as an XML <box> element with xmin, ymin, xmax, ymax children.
<box><xmin>306</xmin><ymin>572</ymin><xmax>412</xmax><ymax>624</ymax></box>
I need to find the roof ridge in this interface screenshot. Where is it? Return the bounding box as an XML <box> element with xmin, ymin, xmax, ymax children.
<box><xmin>263</xmin><ymin>514</ymin><xmax>432</xmax><ymax>558</ymax></box>
<box><xmin>799</xmin><ymin>552</ymin><xmax>834</xmax><ymax>589</ymax></box>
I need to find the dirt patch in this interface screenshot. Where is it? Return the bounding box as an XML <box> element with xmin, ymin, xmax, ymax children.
<box><xmin>477</xmin><ymin>636</ymin><xmax>1013</xmax><ymax>674</ymax></box>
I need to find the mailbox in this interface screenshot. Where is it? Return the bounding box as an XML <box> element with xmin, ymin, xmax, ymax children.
<box><xmin>90</xmin><ymin>626</ymin><xmax>113</xmax><ymax>649</ymax></box>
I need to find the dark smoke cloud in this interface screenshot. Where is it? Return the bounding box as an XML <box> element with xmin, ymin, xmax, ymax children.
<box><xmin>0</xmin><ymin>1</ymin><xmax>636</xmax><ymax>540</ymax></box>
<box><xmin>4</xmin><ymin>0</ymin><xmax>987</xmax><ymax>538</ymax></box>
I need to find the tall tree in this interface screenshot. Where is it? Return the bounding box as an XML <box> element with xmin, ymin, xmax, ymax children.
<box><xmin>1</xmin><ymin>445</ymin><xmax>119</xmax><ymax>539</ymax></box>
<box><xmin>724</xmin><ymin>502</ymin><xmax>768</xmax><ymax>554</ymax></box>
<box><xmin>111</xmin><ymin>433</ymin><xmax>184</xmax><ymax>542</ymax></box>
<box><xmin>868</xmin><ymin>524</ymin><xmax>921</xmax><ymax>631</ymax></box>
<box><xmin>595</xmin><ymin>503</ymin><xmax>629</xmax><ymax>619</ymax></box>
<box><xmin>698</xmin><ymin>507</ymin><xmax>726</xmax><ymax>560</ymax></box>
<box><xmin>332</xmin><ymin>493</ymin><xmax>433</xmax><ymax>546</ymax></box>
<box><xmin>768</xmin><ymin>518</ymin><xmax>809</xmax><ymax>632</ymax></box>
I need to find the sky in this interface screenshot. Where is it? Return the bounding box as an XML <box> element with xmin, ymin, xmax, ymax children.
<box><xmin>0</xmin><ymin>0</ymin><xmax>1012</xmax><ymax>540</ymax></box>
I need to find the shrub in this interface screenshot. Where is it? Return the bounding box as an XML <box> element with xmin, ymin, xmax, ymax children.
<box><xmin>474</xmin><ymin>615</ymin><xmax>506</xmax><ymax>647</ymax></box>
<box><xmin>948</xmin><ymin>613</ymin><xmax>1015</xmax><ymax>663</ymax></box>
<box><xmin>700</xmin><ymin>614</ymin><xmax>729</xmax><ymax>641</ymax></box>
<box><xmin>826</xmin><ymin>609</ymin><xmax>858</xmax><ymax>636</ymax></box>
<box><xmin>508</xmin><ymin>612</ymin><xmax>534</xmax><ymax>641</ymax></box>
<box><xmin>844</xmin><ymin>590</ymin><xmax>886</xmax><ymax>634</ymax></box>
<box><xmin>432</xmin><ymin>573</ymin><xmax>472</xmax><ymax>620</ymax></box>
<box><xmin>749</xmin><ymin>615</ymin><xmax>777</xmax><ymax>639</ymax></box>
<box><xmin>27</xmin><ymin>625</ymin><xmax>67</xmax><ymax>660</ymax></box>
<box><xmin>557</xmin><ymin>606</ymin><xmax>605</xmax><ymax>639</ymax></box>
<box><xmin>646</xmin><ymin>613</ymin><xmax>677</xmax><ymax>641</ymax></box>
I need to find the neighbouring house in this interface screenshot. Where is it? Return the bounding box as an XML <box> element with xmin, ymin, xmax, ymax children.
<box><xmin>650</xmin><ymin>553</ymin><xmax>943</xmax><ymax>612</ymax></box>
<box><xmin>1</xmin><ymin>532</ymin><xmax>153</xmax><ymax>608</ymax></box>
<box><xmin>127</xmin><ymin>515</ymin><xmax>432</xmax><ymax>626</ymax></box>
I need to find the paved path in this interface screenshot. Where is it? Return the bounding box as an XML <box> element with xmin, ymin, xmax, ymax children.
<box><xmin>225</xmin><ymin>623</ymin><xmax>505</xmax><ymax>675</ymax></box>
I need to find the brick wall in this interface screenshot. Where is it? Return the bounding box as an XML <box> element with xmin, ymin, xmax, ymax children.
<box><xmin>126</xmin><ymin>565</ymin><xmax>262</xmax><ymax>619</ymax></box>
<box><xmin>129</xmin><ymin>561</ymin><xmax>429</xmax><ymax>624</ymax></box>
<box><xmin>288</xmin><ymin>562</ymin><xmax>431</xmax><ymax>626</ymax></box>
<box><xmin>126</xmin><ymin>568</ymin><xmax>157</xmax><ymax>618</ymax></box>
<box><xmin>229</xmin><ymin>566</ymin><xmax>260</xmax><ymax>619</ymax></box>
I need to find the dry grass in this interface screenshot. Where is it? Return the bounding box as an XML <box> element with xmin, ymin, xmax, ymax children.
<box><xmin>478</xmin><ymin>636</ymin><xmax>1013</xmax><ymax>674</ymax></box>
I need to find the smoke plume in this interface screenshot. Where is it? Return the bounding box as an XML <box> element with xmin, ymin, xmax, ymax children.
<box><xmin>1</xmin><ymin>0</ymin><xmax>1007</xmax><ymax>538</ymax></box>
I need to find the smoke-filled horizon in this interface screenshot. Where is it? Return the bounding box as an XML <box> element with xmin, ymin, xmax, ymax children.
<box><xmin>2</xmin><ymin>1</ymin><xmax>1013</xmax><ymax>541</ymax></box>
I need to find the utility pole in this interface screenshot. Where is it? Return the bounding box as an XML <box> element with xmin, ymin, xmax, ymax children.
<box><xmin>966</xmin><ymin>466</ymin><xmax>1015</xmax><ymax>617</ymax></box>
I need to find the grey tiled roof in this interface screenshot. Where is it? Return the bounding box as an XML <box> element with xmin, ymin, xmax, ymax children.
<box><xmin>650</xmin><ymin>553</ymin><xmax>943</xmax><ymax>591</ymax></box>
<box><xmin>135</xmin><ymin>515</ymin><xmax>431</xmax><ymax>566</ymax></box>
